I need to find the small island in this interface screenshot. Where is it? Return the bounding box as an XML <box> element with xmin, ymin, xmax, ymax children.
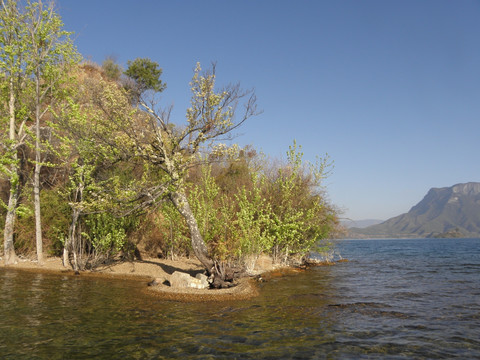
<box><xmin>0</xmin><ymin>0</ymin><xmax>341</xmax><ymax>295</ymax></box>
<box><xmin>2</xmin><ymin>252</ymin><xmax>340</xmax><ymax>301</ymax></box>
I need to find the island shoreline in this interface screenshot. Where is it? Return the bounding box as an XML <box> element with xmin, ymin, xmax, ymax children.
<box><xmin>0</xmin><ymin>255</ymin><xmax>263</xmax><ymax>302</ymax></box>
<box><xmin>1</xmin><ymin>254</ymin><xmax>338</xmax><ymax>302</ymax></box>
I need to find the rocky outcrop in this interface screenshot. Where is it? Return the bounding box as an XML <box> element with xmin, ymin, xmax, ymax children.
<box><xmin>169</xmin><ymin>271</ymin><xmax>209</xmax><ymax>289</ymax></box>
<box><xmin>349</xmin><ymin>182</ymin><xmax>480</xmax><ymax>238</ymax></box>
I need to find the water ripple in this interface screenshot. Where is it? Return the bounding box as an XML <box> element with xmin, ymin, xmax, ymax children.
<box><xmin>1</xmin><ymin>238</ymin><xmax>479</xmax><ymax>359</ymax></box>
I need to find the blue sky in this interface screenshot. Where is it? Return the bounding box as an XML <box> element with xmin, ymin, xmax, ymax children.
<box><xmin>56</xmin><ymin>0</ymin><xmax>480</xmax><ymax>221</ymax></box>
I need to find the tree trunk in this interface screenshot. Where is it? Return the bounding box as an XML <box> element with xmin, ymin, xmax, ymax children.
<box><xmin>170</xmin><ymin>189</ymin><xmax>215</xmax><ymax>273</ymax></box>
<box><xmin>3</xmin><ymin>185</ymin><xmax>18</xmax><ymax>265</ymax></box>
<box><xmin>34</xmin><ymin>162</ymin><xmax>43</xmax><ymax>263</ymax></box>
<box><xmin>64</xmin><ymin>179</ymin><xmax>84</xmax><ymax>271</ymax></box>
<box><xmin>34</xmin><ymin>81</ymin><xmax>43</xmax><ymax>263</ymax></box>
<box><xmin>62</xmin><ymin>245</ymin><xmax>69</xmax><ymax>268</ymax></box>
<box><xmin>3</xmin><ymin>79</ymin><xmax>18</xmax><ymax>265</ymax></box>
<box><xmin>63</xmin><ymin>207</ymin><xmax>80</xmax><ymax>271</ymax></box>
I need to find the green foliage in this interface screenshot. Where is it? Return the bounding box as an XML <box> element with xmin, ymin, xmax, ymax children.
<box><xmin>267</xmin><ymin>141</ymin><xmax>336</xmax><ymax>262</ymax></box>
<box><xmin>155</xmin><ymin>203</ymin><xmax>190</xmax><ymax>258</ymax></box>
<box><xmin>0</xmin><ymin>11</ymin><xmax>339</xmax><ymax>271</ymax></box>
<box><xmin>0</xmin><ymin>0</ymin><xmax>31</xmax><ymax>235</ymax></box>
<box><xmin>12</xmin><ymin>187</ymin><xmax>34</xmax><ymax>253</ymax></box>
<box><xmin>188</xmin><ymin>164</ymin><xmax>233</xmax><ymax>260</ymax></box>
<box><xmin>39</xmin><ymin>189</ymin><xmax>71</xmax><ymax>255</ymax></box>
<box><xmin>83</xmin><ymin>212</ymin><xmax>135</xmax><ymax>255</ymax></box>
<box><xmin>62</xmin><ymin>161</ymin><xmax>103</xmax><ymax>212</ymax></box>
<box><xmin>186</xmin><ymin>141</ymin><xmax>337</xmax><ymax>267</ymax></box>
<box><xmin>124</xmin><ymin>57</ymin><xmax>166</xmax><ymax>95</ymax></box>
<box><xmin>188</xmin><ymin>165</ymin><xmax>220</xmax><ymax>243</ymax></box>
<box><xmin>25</xmin><ymin>0</ymin><xmax>80</xmax><ymax>75</ymax></box>
<box><xmin>0</xmin><ymin>0</ymin><xmax>80</xmax><ymax>262</ymax></box>
<box><xmin>234</xmin><ymin>174</ymin><xmax>274</xmax><ymax>260</ymax></box>
<box><xmin>0</xmin><ymin>186</ymin><xmax>71</xmax><ymax>255</ymax></box>
<box><xmin>182</xmin><ymin>142</ymin><xmax>338</xmax><ymax>268</ymax></box>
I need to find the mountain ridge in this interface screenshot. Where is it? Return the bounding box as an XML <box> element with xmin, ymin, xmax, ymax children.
<box><xmin>348</xmin><ymin>182</ymin><xmax>480</xmax><ymax>238</ymax></box>
<box><xmin>341</xmin><ymin>219</ymin><xmax>384</xmax><ymax>229</ymax></box>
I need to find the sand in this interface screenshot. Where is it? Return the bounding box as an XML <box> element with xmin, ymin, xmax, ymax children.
<box><xmin>0</xmin><ymin>255</ymin><xmax>260</xmax><ymax>302</ymax></box>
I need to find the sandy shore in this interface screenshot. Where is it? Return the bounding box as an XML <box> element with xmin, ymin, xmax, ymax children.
<box><xmin>0</xmin><ymin>255</ymin><xmax>260</xmax><ymax>302</ymax></box>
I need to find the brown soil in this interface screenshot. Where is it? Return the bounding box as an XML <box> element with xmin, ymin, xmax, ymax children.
<box><xmin>0</xmin><ymin>255</ymin><xmax>260</xmax><ymax>302</ymax></box>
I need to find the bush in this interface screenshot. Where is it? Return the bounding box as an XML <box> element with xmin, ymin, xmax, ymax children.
<box><xmin>40</xmin><ymin>189</ymin><xmax>72</xmax><ymax>255</ymax></box>
<box><xmin>83</xmin><ymin>212</ymin><xmax>138</xmax><ymax>260</ymax></box>
<box><xmin>180</xmin><ymin>142</ymin><xmax>339</xmax><ymax>268</ymax></box>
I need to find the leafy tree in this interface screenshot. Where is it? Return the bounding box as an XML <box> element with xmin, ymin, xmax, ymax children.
<box><xmin>187</xmin><ymin>163</ymin><xmax>238</xmax><ymax>277</ymax></box>
<box><xmin>54</xmin><ymin>89</ymin><xmax>125</xmax><ymax>270</ymax></box>
<box><xmin>86</xmin><ymin>61</ymin><xmax>258</xmax><ymax>286</ymax></box>
<box><xmin>25</xmin><ymin>0</ymin><xmax>79</xmax><ymax>263</ymax></box>
<box><xmin>124</xmin><ymin>57</ymin><xmax>166</xmax><ymax>101</ymax></box>
<box><xmin>0</xmin><ymin>0</ymin><xmax>78</xmax><ymax>264</ymax></box>
<box><xmin>0</xmin><ymin>0</ymin><xmax>30</xmax><ymax>264</ymax></box>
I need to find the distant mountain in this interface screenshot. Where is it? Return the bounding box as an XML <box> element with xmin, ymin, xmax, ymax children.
<box><xmin>342</xmin><ymin>219</ymin><xmax>384</xmax><ymax>229</ymax></box>
<box><xmin>348</xmin><ymin>182</ymin><xmax>480</xmax><ymax>238</ymax></box>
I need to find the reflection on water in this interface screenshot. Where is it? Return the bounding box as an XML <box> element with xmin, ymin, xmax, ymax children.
<box><xmin>1</xmin><ymin>238</ymin><xmax>479</xmax><ymax>359</ymax></box>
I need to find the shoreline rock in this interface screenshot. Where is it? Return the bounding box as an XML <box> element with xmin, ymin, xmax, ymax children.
<box><xmin>146</xmin><ymin>277</ymin><xmax>259</xmax><ymax>302</ymax></box>
<box><xmin>169</xmin><ymin>271</ymin><xmax>209</xmax><ymax>289</ymax></box>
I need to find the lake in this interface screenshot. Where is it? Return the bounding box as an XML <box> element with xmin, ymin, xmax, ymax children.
<box><xmin>1</xmin><ymin>238</ymin><xmax>479</xmax><ymax>359</ymax></box>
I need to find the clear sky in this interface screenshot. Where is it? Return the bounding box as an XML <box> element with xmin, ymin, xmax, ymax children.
<box><xmin>55</xmin><ymin>0</ymin><xmax>480</xmax><ymax>221</ymax></box>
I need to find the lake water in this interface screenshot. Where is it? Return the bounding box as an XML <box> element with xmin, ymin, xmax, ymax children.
<box><xmin>1</xmin><ymin>238</ymin><xmax>479</xmax><ymax>359</ymax></box>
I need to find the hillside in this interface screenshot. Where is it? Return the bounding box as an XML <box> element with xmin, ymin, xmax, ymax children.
<box><xmin>348</xmin><ymin>182</ymin><xmax>480</xmax><ymax>238</ymax></box>
<box><xmin>341</xmin><ymin>219</ymin><xmax>384</xmax><ymax>229</ymax></box>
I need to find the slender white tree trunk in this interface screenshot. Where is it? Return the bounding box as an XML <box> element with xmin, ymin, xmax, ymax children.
<box><xmin>62</xmin><ymin>246</ymin><xmax>69</xmax><ymax>267</ymax></box>
<box><xmin>34</xmin><ymin>159</ymin><xmax>43</xmax><ymax>263</ymax></box>
<box><xmin>4</xmin><ymin>80</ymin><xmax>18</xmax><ymax>265</ymax></box>
<box><xmin>63</xmin><ymin>181</ymin><xmax>83</xmax><ymax>271</ymax></box>
<box><xmin>4</xmin><ymin>185</ymin><xmax>18</xmax><ymax>265</ymax></box>
<box><xmin>34</xmin><ymin>75</ymin><xmax>43</xmax><ymax>264</ymax></box>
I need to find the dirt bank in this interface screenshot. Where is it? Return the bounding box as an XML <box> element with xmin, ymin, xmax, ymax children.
<box><xmin>0</xmin><ymin>255</ymin><xmax>261</xmax><ymax>301</ymax></box>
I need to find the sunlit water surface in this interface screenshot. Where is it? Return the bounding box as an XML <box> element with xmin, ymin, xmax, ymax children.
<box><xmin>1</xmin><ymin>238</ymin><xmax>479</xmax><ymax>359</ymax></box>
